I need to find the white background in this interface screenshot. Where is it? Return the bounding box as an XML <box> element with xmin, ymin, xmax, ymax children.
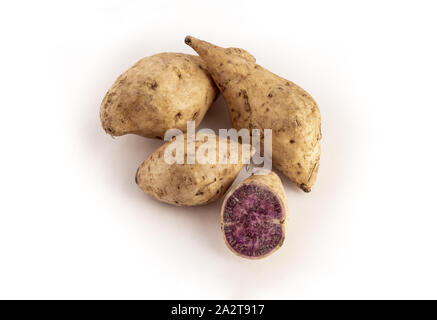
<box><xmin>0</xmin><ymin>0</ymin><xmax>436</xmax><ymax>299</ymax></box>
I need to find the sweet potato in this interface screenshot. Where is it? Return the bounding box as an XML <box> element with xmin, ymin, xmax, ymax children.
<box><xmin>100</xmin><ymin>53</ymin><xmax>217</xmax><ymax>139</ymax></box>
<box><xmin>185</xmin><ymin>36</ymin><xmax>321</xmax><ymax>192</ymax></box>
<box><xmin>221</xmin><ymin>171</ymin><xmax>288</xmax><ymax>259</ymax></box>
<box><xmin>136</xmin><ymin>133</ymin><xmax>254</xmax><ymax>206</ymax></box>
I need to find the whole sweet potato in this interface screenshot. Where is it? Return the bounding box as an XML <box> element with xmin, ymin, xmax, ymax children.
<box><xmin>136</xmin><ymin>133</ymin><xmax>254</xmax><ymax>206</ymax></box>
<box><xmin>100</xmin><ymin>53</ymin><xmax>217</xmax><ymax>139</ymax></box>
<box><xmin>185</xmin><ymin>36</ymin><xmax>321</xmax><ymax>192</ymax></box>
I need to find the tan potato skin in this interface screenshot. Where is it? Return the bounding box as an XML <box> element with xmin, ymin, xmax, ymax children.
<box><xmin>100</xmin><ymin>52</ymin><xmax>218</xmax><ymax>139</ymax></box>
<box><xmin>185</xmin><ymin>37</ymin><xmax>321</xmax><ymax>192</ymax></box>
<box><xmin>220</xmin><ymin>171</ymin><xmax>289</xmax><ymax>259</ymax></box>
<box><xmin>136</xmin><ymin>134</ymin><xmax>254</xmax><ymax>206</ymax></box>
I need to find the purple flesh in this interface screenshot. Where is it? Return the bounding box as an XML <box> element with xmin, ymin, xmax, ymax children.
<box><xmin>223</xmin><ymin>184</ymin><xmax>284</xmax><ymax>257</ymax></box>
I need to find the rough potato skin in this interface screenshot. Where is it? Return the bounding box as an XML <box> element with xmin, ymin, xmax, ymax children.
<box><xmin>185</xmin><ymin>36</ymin><xmax>321</xmax><ymax>192</ymax></box>
<box><xmin>136</xmin><ymin>134</ymin><xmax>253</xmax><ymax>206</ymax></box>
<box><xmin>100</xmin><ymin>53</ymin><xmax>218</xmax><ymax>139</ymax></box>
<box><xmin>220</xmin><ymin>171</ymin><xmax>288</xmax><ymax>259</ymax></box>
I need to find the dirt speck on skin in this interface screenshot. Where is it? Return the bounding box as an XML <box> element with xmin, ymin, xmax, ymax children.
<box><xmin>148</xmin><ymin>81</ymin><xmax>158</xmax><ymax>90</ymax></box>
<box><xmin>240</xmin><ymin>89</ymin><xmax>251</xmax><ymax>113</ymax></box>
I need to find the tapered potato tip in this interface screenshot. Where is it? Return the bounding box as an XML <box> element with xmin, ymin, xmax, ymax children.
<box><xmin>184</xmin><ymin>36</ymin><xmax>212</xmax><ymax>55</ymax></box>
<box><xmin>184</xmin><ymin>35</ymin><xmax>201</xmax><ymax>47</ymax></box>
<box><xmin>185</xmin><ymin>36</ymin><xmax>256</xmax><ymax>65</ymax></box>
<box><xmin>184</xmin><ymin>36</ymin><xmax>192</xmax><ymax>45</ymax></box>
<box><xmin>300</xmin><ymin>184</ymin><xmax>311</xmax><ymax>193</ymax></box>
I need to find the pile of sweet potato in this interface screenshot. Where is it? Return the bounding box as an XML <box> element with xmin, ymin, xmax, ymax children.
<box><xmin>100</xmin><ymin>36</ymin><xmax>321</xmax><ymax>259</ymax></box>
